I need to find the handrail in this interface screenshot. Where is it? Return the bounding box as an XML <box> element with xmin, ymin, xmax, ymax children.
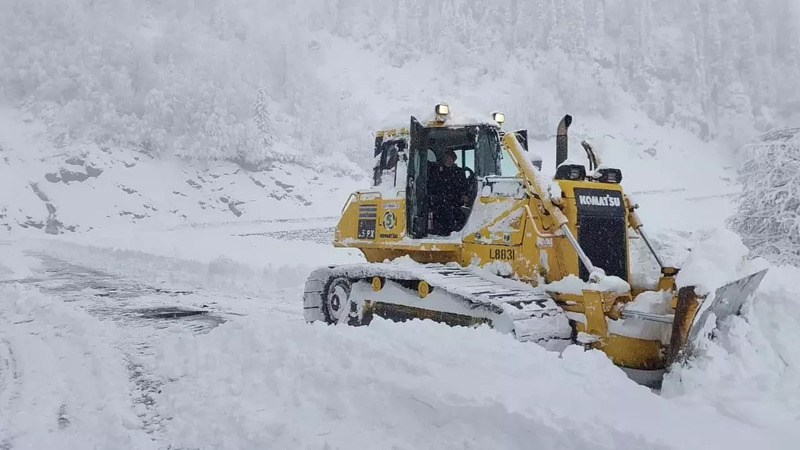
<box><xmin>483</xmin><ymin>175</ymin><xmax>523</xmax><ymax>182</ymax></box>
<box><xmin>355</xmin><ymin>189</ymin><xmax>405</xmax><ymax>200</ymax></box>
<box><xmin>523</xmin><ymin>204</ymin><xmax>561</xmax><ymax>239</ymax></box>
<box><xmin>340</xmin><ymin>193</ymin><xmax>357</xmax><ymax>214</ymax></box>
<box><xmin>341</xmin><ymin>188</ymin><xmax>407</xmax><ymax>214</ymax></box>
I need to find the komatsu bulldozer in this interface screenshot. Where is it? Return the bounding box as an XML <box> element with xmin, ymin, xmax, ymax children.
<box><xmin>303</xmin><ymin>104</ymin><xmax>767</xmax><ymax>384</ymax></box>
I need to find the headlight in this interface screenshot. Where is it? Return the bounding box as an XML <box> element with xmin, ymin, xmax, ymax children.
<box><xmin>492</xmin><ymin>112</ymin><xmax>505</xmax><ymax>124</ymax></box>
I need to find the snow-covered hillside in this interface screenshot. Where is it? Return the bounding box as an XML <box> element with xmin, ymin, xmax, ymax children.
<box><xmin>0</xmin><ymin>108</ymin><xmax>363</xmax><ymax>233</ymax></box>
<box><xmin>4</xmin><ymin>0</ymin><xmax>795</xmax><ymax>233</ymax></box>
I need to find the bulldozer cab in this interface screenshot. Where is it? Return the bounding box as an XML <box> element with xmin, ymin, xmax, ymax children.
<box><xmin>406</xmin><ymin>116</ymin><xmax>519</xmax><ymax>238</ymax></box>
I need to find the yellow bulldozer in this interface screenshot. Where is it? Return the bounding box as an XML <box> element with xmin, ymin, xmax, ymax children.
<box><xmin>303</xmin><ymin>104</ymin><xmax>767</xmax><ymax>384</ymax></box>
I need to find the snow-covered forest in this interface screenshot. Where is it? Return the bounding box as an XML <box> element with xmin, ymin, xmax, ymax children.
<box><xmin>2</xmin><ymin>0</ymin><xmax>798</xmax><ymax>170</ymax></box>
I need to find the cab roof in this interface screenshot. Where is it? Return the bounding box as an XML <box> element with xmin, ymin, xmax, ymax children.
<box><xmin>375</xmin><ymin>120</ymin><xmax>502</xmax><ymax>138</ymax></box>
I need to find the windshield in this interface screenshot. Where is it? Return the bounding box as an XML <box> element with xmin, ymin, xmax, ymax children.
<box><xmin>424</xmin><ymin>125</ymin><xmax>509</xmax><ymax>177</ymax></box>
<box><xmin>499</xmin><ymin>144</ymin><xmax>519</xmax><ymax>177</ymax></box>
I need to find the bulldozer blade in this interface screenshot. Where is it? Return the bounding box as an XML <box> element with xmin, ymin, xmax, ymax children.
<box><xmin>667</xmin><ymin>268</ymin><xmax>768</xmax><ymax>367</ymax></box>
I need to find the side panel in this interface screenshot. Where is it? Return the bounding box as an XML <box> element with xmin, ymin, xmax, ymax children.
<box><xmin>335</xmin><ymin>196</ymin><xmax>407</xmax><ymax>245</ymax></box>
<box><xmin>376</xmin><ymin>199</ymin><xmax>405</xmax><ymax>240</ymax></box>
<box><xmin>356</xmin><ymin>202</ymin><xmax>378</xmax><ymax>240</ymax></box>
<box><xmin>462</xmin><ymin>243</ymin><xmax>528</xmax><ymax>277</ymax></box>
<box><xmin>460</xmin><ymin>197</ymin><xmax>537</xmax><ymax>281</ymax></box>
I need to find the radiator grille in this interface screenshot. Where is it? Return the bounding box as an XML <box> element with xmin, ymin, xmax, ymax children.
<box><xmin>577</xmin><ymin>215</ymin><xmax>628</xmax><ymax>281</ymax></box>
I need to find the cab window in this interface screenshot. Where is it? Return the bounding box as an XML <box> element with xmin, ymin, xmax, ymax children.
<box><xmin>460</xmin><ymin>148</ymin><xmax>475</xmax><ymax>173</ymax></box>
<box><xmin>498</xmin><ymin>145</ymin><xmax>519</xmax><ymax>177</ymax></box>
<box><xmin>474</xmin><ymin>127</ymin><xmax>500</xmax><ymax>177</ymax></box>
<box><xmin>373</xmin><ymin>138</ymin><xmax>406</xmax><ymax>187</ymax></box>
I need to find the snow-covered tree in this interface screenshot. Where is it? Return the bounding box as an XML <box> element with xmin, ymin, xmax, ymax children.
<box><xmin>253</xmin><ymin>88</ymin><xmax>274</xmax><ymax>151</ymax></box>
<box><xmin>729</xmin><ymin>129</ymin><xmax>800</xmax><ymax>265</ymax></box>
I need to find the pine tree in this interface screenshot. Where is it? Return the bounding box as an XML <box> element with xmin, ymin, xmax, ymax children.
<box><xmin>253</xmin><ymin>88</ymin><xmax>274</xmax><ymax>154</ymax></box>
<box><xmin>594</xmin><ymin>0</ymin><xmax>605</xmax><ymax>40</ymax></box>
<box><xmin>564</xmin><ymin>0</ymin><xmax>586</xmax><ymax>56</ymax></box>
<box><xmin>637</xmin><ymin>0</ymin><xmax>654</xmax><ymax>68</ymax></box>
<box><xmin>541</xmin><ymin>0</ymin><xmax>558</xmax><ymax>51</ymax></box>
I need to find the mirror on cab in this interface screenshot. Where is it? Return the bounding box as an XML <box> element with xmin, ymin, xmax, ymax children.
<box><xmin>530</xmin><ymin>152</ymin><xmax>543</xmax><ymax>170</ymax></box>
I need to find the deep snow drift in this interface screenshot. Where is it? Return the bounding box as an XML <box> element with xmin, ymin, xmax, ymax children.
<box><xmin>2</xmin><ymin>217</ymin><xmax>799</xmax><ymax>449</ymax></box>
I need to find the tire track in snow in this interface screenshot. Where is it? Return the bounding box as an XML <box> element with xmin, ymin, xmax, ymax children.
<box><xmin>236</xmin><ymin>226</ymin><xmax>334</xmax><ymax>244</ymax></box>
<box><xmin>684</xmin><ymin>192</ymin><xmax>738</xmax><ymax>201</ymax></box>
<box><xmin>630</xmin><ymin>188</ymin><xmax>688</xmax><ymax>195</ymax></box>
<box><xmin>0</xmin><ymin>282</ymin><xmax>159</xmax><ymax>449</ymax></box>
<box><xmin>628</xmin><ymin>187</ymin><xmax>737</xmax><ymax>201</ymax></box>
<box><xmin>0</xmin><ymin>339</ymin><xmax>20</xmax><ymax>408</ymax></box>
<box><xmin>4</xmin><ymin>254</ymin><xmax>229</xmax><ymax>446</ymax></box>
<box><xmin>170</xmin><ymin>216</ymin><xmax>339</xmax><ymax>231</ymax></box>
<box><xmin>34</xmin><ymin>255</ymin><xmax>224</xmax><ymax>439</ymax></box>
<box><xmin>0</xmin><ymin>339</ymin><xmax>20</xmax><ymax>449</ymax></box>
<box><xmin>0</xmin><ymin>219</ymin><xmax>352</xmax><ymax>446</ymax></box>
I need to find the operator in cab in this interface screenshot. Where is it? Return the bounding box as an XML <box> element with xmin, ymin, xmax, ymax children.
<box><xmin>429</xmin><ymin>149</ymin><xmax>469</xmax><ymax>235</ymax></box>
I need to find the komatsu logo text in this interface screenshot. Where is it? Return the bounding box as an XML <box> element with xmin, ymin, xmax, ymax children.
<box><xmin>577</xmin><ymin>194</ymin><xmax>621</xmax><ymax>208</ymax></box>
<box><xmin>573</xmin><ymin>188</ymin><xmax>625</xmax><ymax>217</ymax></box>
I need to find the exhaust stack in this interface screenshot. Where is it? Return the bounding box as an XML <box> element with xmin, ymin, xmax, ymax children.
<box><xmin>556</xmin><ymin>114</ymin><xmax>572</xmax><ymax>169</ymax></box>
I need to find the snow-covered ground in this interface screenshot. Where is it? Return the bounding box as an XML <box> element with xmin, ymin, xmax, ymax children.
<box><xmin>1</xmin><ymin>214</ymin><xmax>799</xmax><ymax>449</ymax></box>
<box><xmin>1</xmin><ymin>96</ymin><xmax>799</xmax><ymax>450</ymax></box>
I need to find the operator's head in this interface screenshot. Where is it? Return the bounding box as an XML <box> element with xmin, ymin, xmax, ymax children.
<box><xmin>442</xmin><ymin>149</ymin><xmax>457</xmax><ymax>167</ymax></box>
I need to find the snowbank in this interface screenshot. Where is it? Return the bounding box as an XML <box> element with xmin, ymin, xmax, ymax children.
<box><xmin>0</xmin><ymin>242</ymin><xmax>41</xmax><ymax>281</ymax></box>
<box><xmin>151</xmin><ymin>315</ymin><xmax>792</xmax><ymax>449</ymax></box>
<box><xmin>2</xmin><ymin>219</ymin><xmax>798</xmax><ymax>449</ymax></box>
<box><xmin>26</xmin><ymin>227</ymin><xmax>364</xmax><ymax>297</ymax></box>
<box><xmin>662</xmin><ymin>263</ymin><xmax>800</xmax><ymax>429</ymax></box>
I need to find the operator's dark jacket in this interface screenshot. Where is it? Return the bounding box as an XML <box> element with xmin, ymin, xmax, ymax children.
<box><xmin>428</xmin><ymin>163</ymin><xmax>468</xmax><ymax>234</ymax></box>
